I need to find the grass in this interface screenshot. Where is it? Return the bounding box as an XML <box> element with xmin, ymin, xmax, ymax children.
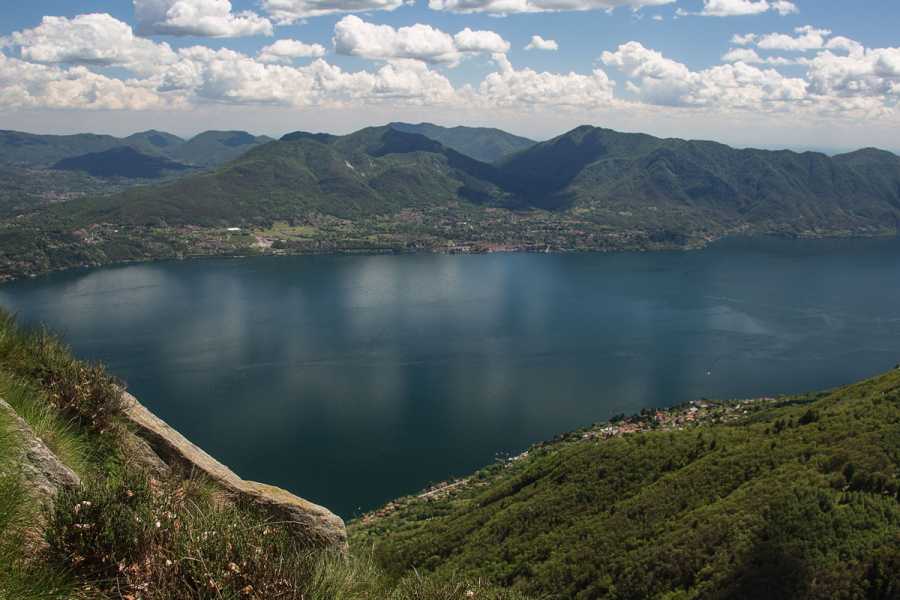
<box><xmin>0</xmin><ymin>372</ymin><xmax>93</xmax><ymax>477</ymax></box>
<box><xmin>0</xmin><ymin>401</ymin><xmax>83</xmax><ymax>600</ymax></box>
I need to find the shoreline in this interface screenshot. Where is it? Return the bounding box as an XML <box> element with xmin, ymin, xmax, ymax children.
<box><xmin>2</xmin><ymin>228</ymin><xmax>897</xmax><ymax>286</ymax></box>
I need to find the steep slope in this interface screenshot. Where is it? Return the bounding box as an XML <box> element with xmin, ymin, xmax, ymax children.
<box><xmin>352</xmin><ymin>368</ymin><xmax>900</xmax><ymax>599</ymax></box>
<box><xmin>389</xmin><ymin>122</ymin><xmax>536</xmax><ymax>163</ymax></box>
<box><xmin>52</xmin><ymin>147</ymin><xmax>193</xmax><ymax>179</ymax></box>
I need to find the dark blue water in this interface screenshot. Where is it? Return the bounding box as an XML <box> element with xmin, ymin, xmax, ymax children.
<box><xmin>2</xmin><ymin>236</ymin><xmax>899</xmax><ymax>517</ymax></box>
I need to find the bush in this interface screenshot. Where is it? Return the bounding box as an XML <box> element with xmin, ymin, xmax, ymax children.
<box><xmin>45</xmin><ymin>468</ymin><xmax>315</xmax><ymax>599</ymax></box>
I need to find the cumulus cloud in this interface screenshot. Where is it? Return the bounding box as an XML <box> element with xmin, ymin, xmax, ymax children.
<box><xmin>134</xmin><ymin>0</ymin><xmax>273</xmax><ymax>37</ymax></box>
<box><xmin>807</xmin><ymin>46</ymin><xmax>900</xmax><ymax>99</ymax></box>
<box><xmin>757</xmin><ymin>26</ymin><xmax>831</xmax><ymax>51</ymax></box>
<box><xmin>1</xmin><ymin>10</ymin><xmax>897</xmax><ymax>122</ymax></box>
<box><xmin>477</xmin><ymin>54</ymin><xmax>615</xmax><ymax>108</ymax></box>
<box><xmin>261</xmin><ymin>0</ymin><xmax>407</xmax><ymax>23</ymax></box>
<box><xmin>731</xmin><ymin>33</ymin><xmax>757</xmax><ymax>46</ymax></box>
<box><xmin>258</xmin><ymin>39</ymin><xmax>326</xmax><ymax>64</ymax></box>
<box><xmin>525</xmin><ymin>35</ymin><xmax>559</xmax><ymax>51</ymax></box>
<box><xmin>2</xmin><ymin>13</ymin><xmax>177</xmax><ymax>76</ymax></box>
<box><xmin>0</xmin><ymin>53</ymin><xmax>176</xmax><ymax>110</ymax></box>
<box><xmin>721</xmin><ymin>48</ymin><xmax>794</xmax><ymax>65</ymax></box>
<box><xmin>427</xmin><ymin>0</ymin><xmax>674</xmax><ymax>16</ymax></box>
<box><xmin>454</xmin><ymin>29</ymin><xmax>510</xmax><ymax>54</ymax></box>
<box><xmin>332</xmin><ymin>16</ymin><xmax>508</xmax><ymax>65</ymax></box>
<box><xmin>699</xmin><ymin>0</ymin><xmax>797</xmax><ymax>17</ymax></box>
<box><xmin>602</xmin><ymin>41</ymin><xmax>807</xmax><ymax>108</ymax></box>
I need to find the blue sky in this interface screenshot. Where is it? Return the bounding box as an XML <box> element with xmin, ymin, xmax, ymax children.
<box><xmin>1</xmin><ymin>1</ymin><xmax>898</xmax><ymax>151</ymax></box>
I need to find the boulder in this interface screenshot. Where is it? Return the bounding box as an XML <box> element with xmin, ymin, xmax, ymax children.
<box><xmin>0</xmin><ymin>398</ymin><xmax>81</xmax><ymax>503</ymax></box>
<box><xmin>120</xmin><ymin>392</ymin><xmax>347</xmax><ymax>551</ymax></box>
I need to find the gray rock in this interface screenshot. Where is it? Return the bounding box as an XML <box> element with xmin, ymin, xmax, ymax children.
<box><xmin>120</xmin><ymin>392</ymin><xmax>347</xmax><ymax>551</ymax></box>
<box><xmin>0</xmin><ymin>398</ymin><xmax>81</xmax><ymax>504</ymax></box>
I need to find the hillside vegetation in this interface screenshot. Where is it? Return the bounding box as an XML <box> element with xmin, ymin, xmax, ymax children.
<box><xmin>352</xmin><ymin>368</ymin><xmax>900</xmax><ymax>599</ymax></box>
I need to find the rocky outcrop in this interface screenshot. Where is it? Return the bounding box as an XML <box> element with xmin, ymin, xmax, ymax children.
<box><xmin>0</xmin><ymin>398</ymin><xmax>80</xmax><ymax>503</ymax></box>
<box><xmin>120</xmin><ymin>392</ymin><xmax>347</xmax><ymax>551</ymax></box>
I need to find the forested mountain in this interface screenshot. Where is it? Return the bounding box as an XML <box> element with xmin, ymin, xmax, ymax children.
<box><xmin>388</xmin><ymin>122</ymin><xmax>536</xmax><ymax>163</ymax></box>
<box><xmin>52</xmin><ymin>124</ymin><xmax>900</xmax><ymax>233</ymax></box>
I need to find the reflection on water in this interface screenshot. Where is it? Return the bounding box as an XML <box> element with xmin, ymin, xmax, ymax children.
<box><xmin>2</xmin><ymin>236</ymin><xmax>900</xmax><ymax>517</ymax></box>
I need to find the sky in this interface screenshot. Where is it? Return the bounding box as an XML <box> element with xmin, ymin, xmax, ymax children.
<box><xmin>0</xmin><ymin>0</ymin><xmax>898</xmax><ymax>152</ymax></box>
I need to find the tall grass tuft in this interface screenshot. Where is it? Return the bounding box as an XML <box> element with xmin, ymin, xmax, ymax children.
<box><xmin>0</xmin><ymin>311</ymin><xmax>123</xmax><ymax>437</ymax></box>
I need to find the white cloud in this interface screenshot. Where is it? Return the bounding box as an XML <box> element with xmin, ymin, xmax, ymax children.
<box><xmin>1</xmin><ymin>11</ymin><xmax>896</xmax><ymax>125</ymax></box>
<box><xmin>0</xmin><ymin>53</ymin><xmax>176</xmax><ymax>110</ymax></box>
<box><xmin>757</xmin><ymin>26</ymin><xmax>831</xmax><ymax>52</ymax></box>
<box><xmin>731</xmin><ymin>33</ymin><xmax>757</xmax><ymax>46</ymax></box>
<box><xmin>332</xmin><ymin>16</ymin><xmax>508</xmax><ymax>65</ymax></box>
<box><xmin>258</xmin><ymin>39</ymin><xmax>326</xmax><ymax>64</ymax></box>
<box><xmin>722</xmin><ymin>48</ymin><xmax>763</xmax><ymax>63</ymax></box>
<box><xmin>721</xmin><ymin>48</ymin><xmax>795</xmax><ymax>65</ymax></box>
<box><xmin>699</xmin><ymin>0</ymin><xmax>797</xmax><ymax>17</ymax></box>
<box><xmin>2</xmin><ymin>13</ymin><xmax>178</xmax><ymax>76</ymax></box>
<box><xmin>525</xmin><ymin>35</ymin><xmax>559</xmax><ymax>51</ymax></box>
<box><xmin>807</xmin><ymin>46</ymin><xmax>900</xmax><ymax>99</ymax></box>
<box><xmin>134</xmin><ymin>0</ymin><xmax>273</xmax><ymax>38</ymax></box>
<box><xmin>427</xmin><ymin>0</ymin><xmax>674</xmax><ymax>16</ymax></box>
<box><xmin>454</xmin><ymin>29</ymin><xmax>510</xmax><ymax>54</ymax></box>
<box><xmin>261</xmin><ymin>0</ymin><xmax>407</xmax><ymax>23</ymax></box>
<box><xmin>476</xmin><ymin>54</ymin><xmax>615</xmax><ymax>108</ymax></box>
<box><xmin>602</xmin><ymin>41</ymin><xmax>807</xmax><ymax>108</ymax></box>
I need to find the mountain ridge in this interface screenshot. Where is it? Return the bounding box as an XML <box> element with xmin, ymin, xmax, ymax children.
<box><xmin>2</xmin><ymin>123</ymin><xmax>899</xmax><ymax>282</ymax></box>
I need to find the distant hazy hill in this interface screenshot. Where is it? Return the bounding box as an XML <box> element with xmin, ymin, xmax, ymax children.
<box><xmin>0</xmin><ymin>129</ymin><xmax>270</xmax><ymax>173</ymax></box>
<box><xmin>53</xmin><ymin>147</ymin><xmax>193</xmax><ymax>179</ymax></box>
<box><xmin>55</xmin><ymin>124</ymin><xmax>900</xmax><ymax>235</ymax></box>
<box><xmin>170</xmin><ymin>131</ymin><xmax>274</xmax><ymax>168</ymax></box>
<box><xmin>388</xmin><ymin>122</ymin><xmax>535</xmax><ymax>163</ymax></box>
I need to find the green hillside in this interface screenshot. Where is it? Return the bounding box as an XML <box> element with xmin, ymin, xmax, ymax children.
<box><xmin>352</xmin><ymin>368</ymin><xmax>900</xmax><ymax>599</ymax></box>
<box><xmin>53</xmin><ymin>147</ymin><xmax>193</xmax><ymax>179</ymax></box>
<box><xmin>388</xmin><ymin>122</ymin><xmax>536</xmax><ymax>163</ymax></box>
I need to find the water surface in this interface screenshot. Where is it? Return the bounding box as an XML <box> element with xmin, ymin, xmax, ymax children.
<box><xmin>2</xmin><ymin>236</ymin><xmax>899</xmax><ymax>517</ymax></box>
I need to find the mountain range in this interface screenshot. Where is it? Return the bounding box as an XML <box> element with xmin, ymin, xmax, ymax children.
<box><xmin>0</xmin><ymin>129</ymin><xmax>274</xmax><ymax>177</ymax></box>
<box><xmin>1</xmin><ymin>122</ymin><xmax>899</xmax><ymax>281</ymax></box>
<box><xmin>55</xmin><ymin>123</ymin><xmax>900</xmax><ymax>232</ymax></box>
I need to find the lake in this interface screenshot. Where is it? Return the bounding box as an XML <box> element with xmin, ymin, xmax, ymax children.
<box><xmin>2</xmin><ymin>236</ymin><xmax>899</xmax><ymax>517</ymax></box>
